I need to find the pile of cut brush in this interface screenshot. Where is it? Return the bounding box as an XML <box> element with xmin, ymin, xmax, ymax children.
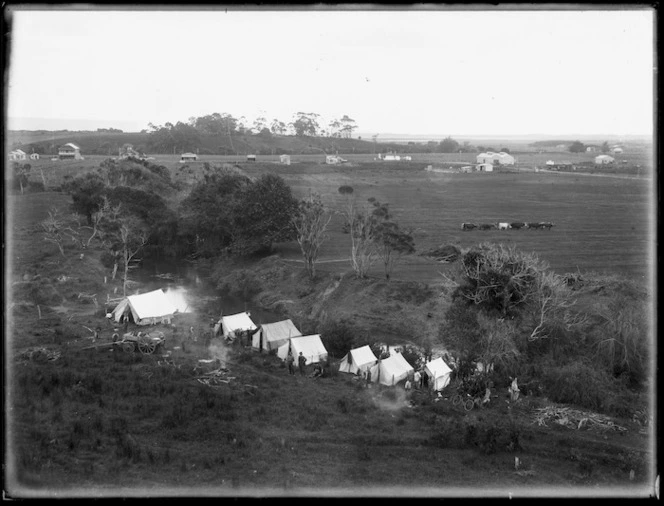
<box><xmin>16</xmin><ymin>347</ymin><xmax>61</xmax><ymax>363</ymax></box>
<box><xmin>532</xmin><ymin>405</ymin><xmax>627</xmax><ymax>432</ymax></box>
<box><xmin>195</xmin><ymin>366</ymin><xmax>236</xmax><ymax>387</ymax></box>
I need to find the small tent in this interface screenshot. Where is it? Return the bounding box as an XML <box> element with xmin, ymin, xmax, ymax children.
<box><xmin>369</xmin><ymin>352</ymin><xmax>414</xmax><ymax>386</ymax></box>
<box><xmin>424</xmin><ymin>357</ymin><xmax>453</xmax><ymax>391</ymax></box>
<box><xmin>277</xmin><ymin>335</ymin><xmax>328</xmax><ymax>365</ymax></box>
<box><xmin>338</xmin><ymin>345</ymin><xmax>378</xmax><ymax>375</ymax></box>
<box><xmin>110</xmin><ymin>289</ymin><xmax>178</xmax><ymax>326</ymax></box>
<box><xmin>214</xmin><ymin>312</ymin><xmax>257</xmax><ymax>339</ymax></box>
<box><xmin>252</xmin><ymin>319</ymin><xmax>301</xmax><ymax>353</ymax></box>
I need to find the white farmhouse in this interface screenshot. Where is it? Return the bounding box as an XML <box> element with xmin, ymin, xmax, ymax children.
<box><xmin>476</xmin><ymin>151</ymin><xmax>515</xmax><ymax>165</ymax></box>
<box><xmin>8</xmin><ymin>149</ymin><xmax>27</xmax><ymax>161</ymax></box>
<box><xmin>594</xmin><ymin>155</ymin><xmax>615</xmax><ymax>165</ymax></box>
<box><xmin>58</xmin><ymin>143</ymin><xmax>83</xmax><ymax>160</ymax></box>
<box><xmin>180</xmin><ymin>152</ymin><xmax>198</xmax><ymax>163</ymax></box>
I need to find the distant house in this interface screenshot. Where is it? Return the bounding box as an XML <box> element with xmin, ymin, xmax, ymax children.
<box><xmin>595</xmin><ymin>155</ymin><xmax>615</xmax><ymax>165</ymax></box>
<box><xmin>29</xmin><ymin>153</ymin><xmax>40</xmax><ymax>160</ymax></box>
<box><xmin>545</xmin><ymin>160</ymin><xmax>555</xmax><ymax>166</ymax></box>
<box><xmin>585</xmin><ymin>145</ymin><xmax>599</xmax><ymax>152</ymax></box>
<box><xmin>246</xmin><ymin>154</ymin><xmax>256</xmax><ymax>162</ymax></box>
<box><xmin>58</xmin><ymin>143</ymin><xmax>83</xmax><ymax>160</ymax></box>
<box><xmin>383</xmin><ymin>154</ymin><xmax>401</xmax><ymax>161</ymax></box>
<box><xmin>611</xmin><ymin>147</ymin><xmax>624</xmax><ymax>154</ymax></box>
<box><xmin>556</xmin><ymin>144</ymin><xmax>567</xmax><ymax>149</ymax></box>
<box><xmin>476</xmin><ymin>151</ymin><xmax>515</xmax><ymax>165</ymax></box>
<box><xmin>279</xmin><ymin>154</ymin><xmax>291</xmax><ymax>165</ymax></box>
<box><xmin>8</xmin><ymin>149</ymin><xmax>27</xmax><ymax>161</ymax></box>
<box><xmin>477</xmin><ymin>163</ymin><xmax>494</xmax><ymax>172</ymax></box>
<box><xmin>326</xmin><ymin>155</ymin><xmax>347</xmax><ymax>164</ymax></box>
<box><xmin>179</xmin><ymin>152</ymin><xmax>198</xmax><ymax>163</ymax></box>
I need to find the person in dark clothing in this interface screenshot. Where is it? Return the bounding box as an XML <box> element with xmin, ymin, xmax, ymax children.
<box><xmin>123</xmin><ymin>316</ymin><xmax>129</xmax><ymax>333</ymax></box>
<box><xmin>298</xmin><ymin>352</ymin><xmax>307</xmax><ymax>376</ymax></box>
<box><xmin>286</xmin><ymin>351</ymin><xmax>295</xmax><ymax>375</ymax></box>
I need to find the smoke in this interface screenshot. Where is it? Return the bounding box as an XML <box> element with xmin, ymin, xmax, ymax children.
<box><xmin>367</xmin><ymin>386</ymin><xmax>410</xmax><ymax>412</ymax></box>
<box><xmin>207</xmin><ymin>342</ymin><xmax>230</xmax><ymax>366</ymax></box>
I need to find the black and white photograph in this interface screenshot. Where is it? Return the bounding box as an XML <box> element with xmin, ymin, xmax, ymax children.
<box><xmin>4</xmin><ymin>4</ymin><xmax>657</xmax><ymax>499</ymax></box>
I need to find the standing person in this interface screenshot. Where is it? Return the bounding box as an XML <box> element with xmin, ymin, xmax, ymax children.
<box><xmin>414</xmin><ymin>370</ymin><xmax>421</xmax><ymax>390</ymax></box>
<box><xmin>286</xmin><ymin>351</ymin><xmax>295</xmax><ymax>375</ymax></box>
<box><xmin>509</xmin><ymin>377</ymin><xmax>520</xmax><ymax>402</ymax></box>
<box><xmin>366</xmin><ymin>368</ymin><xmax>372</xmax><ymax>388</ymax></box>
<box><xmin>123</xmin><ymin>315</ymin><xmax>129</xmax><ymax>333</ymax></box>
<box><xmin>405</xmin><ymin>378</ymin><xmax>412</xmax><ymax>391</ymax></box>
<box><xmin>422</xmin><ymin>370</ymin><xmax>429</xmax><ymax>389</ymax></box>
<box><xmin>298</xmin><ymin>352</ymin><xmax>307</xmax><ymax>376</ymax></box>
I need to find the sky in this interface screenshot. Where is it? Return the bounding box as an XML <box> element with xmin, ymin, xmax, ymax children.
<box><xmin>5</xmin><ymin>6</ymin><xmax>656</xmax><ymax>137</ymax></box>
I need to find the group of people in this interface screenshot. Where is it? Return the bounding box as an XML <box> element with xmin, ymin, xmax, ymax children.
<box><xmin>286</xmin><ymin>351</ymin><xmax>317</xmax><ymax>377</ymax></box>
<box><xmin>404</xmin><ymin>368</ymin><xmax>430</xmax><ymax>391</ymax></box>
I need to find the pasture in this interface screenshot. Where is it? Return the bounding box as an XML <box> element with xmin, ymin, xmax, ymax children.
<box><xmin>238</xmin><ymin>162</ymin><xmax>654</xmax><ymax>282</ymax></box>
<box><xmin>9</xmin><ymin>155</ymin><xmax>654</xmax><ymax>282</ymax></box>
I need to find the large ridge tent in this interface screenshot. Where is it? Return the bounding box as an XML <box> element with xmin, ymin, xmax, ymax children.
<box><xmin>277</xmin><ymin>335</ymin><xmax>328</xmax><ymax>365</ymax></box>
<box><xmin>252</xmin><ymin>319</ymin><xmax>302</xmax><ymax>353</ymax></box>
<box><xmin>369</xmin><ymin>352</ymin><xmax>414</xmax><ymax>386</ymax></box>
<box><xmin>338</xmin><ymin>345</ymin><xmax>378</xmax><ymax>375</ymax></box>
<box><xmin>214</xmin><ymin>312</ymin><xmax>257</xmax><ymax>339</ymax></box>
<box><xmin>424</xmin><ymin>357</ymin><xmax>453</xmax><ymax>391</ymax></box>
<box><xmin>110</xmin><ymin>289</ymin><xmax>178</xmax><ymax>326</ymax></box>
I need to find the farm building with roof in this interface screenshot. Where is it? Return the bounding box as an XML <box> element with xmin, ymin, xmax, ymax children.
<box><xmin>595</xmin><ymin>155</ymin><xmax>615</xmax><ymax>165</ymax></box>
<box><xmin>180</xmin><ymin>152</ymin><xmax>198</xmax><ymax>163</ymax></box>
<box><xmin>58</xmin><ymin>143</ymin><xmax>83</xmax><ymax>160</ymax></box>
<box><xmin>8</xmin><ymin>149</ymin><xmax>27</xmax><ymax>161</ymax></box>
<box><xmin>476</xmin><ymin>151</ymin><xmax>515</xmax><ymax>165</ymax></box>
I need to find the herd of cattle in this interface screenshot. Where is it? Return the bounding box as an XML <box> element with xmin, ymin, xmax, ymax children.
<box><xmin>461</xmin><ymin>222</ymin><xmax>555</xmax><ymax>231</ymax></box>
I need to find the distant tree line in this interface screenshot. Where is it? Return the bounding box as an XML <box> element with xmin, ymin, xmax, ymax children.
<box><xmin>145</xmin><ymin>111</ymin><xmax>360</xmax><ymax>154</ymax></box>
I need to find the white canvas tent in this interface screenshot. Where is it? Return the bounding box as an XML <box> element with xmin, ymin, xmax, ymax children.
<box><xmin>369</xmin><ymin>353</ymin><xmax>414</xmax><ymax>386</ymax></box>
<box><xmin>424</xmin><ymin>357</ymin><xmax>453</xmax><ymax>391</ymax></box>
<box><xmin>252</xmin><ymin>319</ymin><xmax>301</xmax><ymax>352</ymax></box>
<box><xmin>214</xmin><ymin>312</ymin><xmax>257</xmax><ymax>338</ymax></box>
<box><xmin>277</xmin><ymin>335</ymin><xmax>328</xmax><ymax>365</ymax></box>
<box><xmin>110</xmin><ymin>289</ymin><xmax>178</xmax><ymax>326</ymax></box>
<box><xmin>338</xmin><ymin>345</ymin><xmax>378</xmax><ymax>375</ymax></box>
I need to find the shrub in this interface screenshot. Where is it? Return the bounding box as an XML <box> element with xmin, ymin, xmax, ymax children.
<box><xmin>541</xmin><ymin>360</ymin><xmax>615</xmax><ymax>412</ymax></box>
<box><xmin>320</xmin><ymin>319</ymin><xmax>355</xmax><ymax>358</ymax></box>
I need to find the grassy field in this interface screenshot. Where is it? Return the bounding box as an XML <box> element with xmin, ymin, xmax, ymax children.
<box><xmin>5</xmin><ymin>157</ymin><xmax>655</xmax><ymax>498</ymax></box>
<box><xmin>11</xmin><ymin>155</ymin><xmax>654</xmax><ymax>282</ymax></box>
<box><xmin>232</xmin><ymin>162</ymin><xmax>653</xmax><ymax>282</ymax></box>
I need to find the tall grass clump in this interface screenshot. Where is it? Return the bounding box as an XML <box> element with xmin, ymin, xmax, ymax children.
<box><xmin>540</xmin><ymin>360</ymin><xmax>614</xmax><ymax>412</ymax></box>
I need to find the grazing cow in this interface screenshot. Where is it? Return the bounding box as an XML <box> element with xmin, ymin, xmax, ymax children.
<box><xmin>479</xmin><ymin>223</ymin><xmax>497</xmax><ymax>230</ymax></box>
<box><xmin>461</xmin><ymin>223</ymin><xmax>478</xmax><ymax>231</ymax></box>
<box><xmin>539</xmin><ymin>222</ymin><xmax>555</xmax><ymax>230</ymax></box>
<box><xmin>510</xmin><ymin>222</ymin><xmax>527</xmax><ymax>229</ymax></box>
<box><xmin>498</xmin><ymin>222</ymin><xmax>511</xmax><ymax>230</ymax></box>
<box><xmin>526</xmin><ymin>222</ymin><xmax>543</xmax><ymax>229</ymax></box>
